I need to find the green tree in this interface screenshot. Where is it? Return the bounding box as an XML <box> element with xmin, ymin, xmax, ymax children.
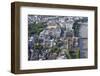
<box><xmin>63</xmin><ymin>48</ymin><xmax>72</xmax><ymax>59</ymax></box>
<box><xmin>28</xmin><ymin>22</ymin><xmax>45</xmax><ymax>36</ymax></box>
<box><xmin>76</xmin><ymin>48</ymin><xmax>80</xmax><ymax>58</ymax></box>
<box><xmin>51</xmin><ymin>46</ymin><xmax>60</xmax><ymax>54</ymax></box>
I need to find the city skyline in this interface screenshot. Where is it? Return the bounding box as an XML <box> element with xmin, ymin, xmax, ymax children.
<box><xmin>28</xmin><ymin>15</ymin><xmax>88</xmax><ymax>61</ymax></box>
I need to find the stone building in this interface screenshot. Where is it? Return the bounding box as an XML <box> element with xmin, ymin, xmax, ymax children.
<box><xmin>79</xmin><ymin>22</ymin><xmax>88</xmax><ymax>58</ymax></box>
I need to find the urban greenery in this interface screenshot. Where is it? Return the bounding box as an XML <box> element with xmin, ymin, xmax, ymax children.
<box><xmin>28</xmin><ymin>15</ymin><xmax>88</xmax><ymax>60</ymax></box>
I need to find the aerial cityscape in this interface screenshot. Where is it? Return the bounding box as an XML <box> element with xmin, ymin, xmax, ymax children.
<box><xmin>28</xmin><ymin>15</ymin><xmax>88</xmax><ymax>61</ymax></box>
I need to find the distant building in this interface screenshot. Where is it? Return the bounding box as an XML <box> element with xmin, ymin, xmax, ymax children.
<box><xmin>79</xmin><ymin>22</ymin><xmax>88</xmax><ymax>58</ymax></box>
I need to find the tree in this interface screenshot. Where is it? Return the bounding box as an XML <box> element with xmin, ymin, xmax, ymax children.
<box><xmin>51</xmin><ymin>46</ymin><xmax>60</xmax><ymax>54</ymax></box>
<box><xmin>28</xmin><ymin>22</ymin><xmax>45</xmax><ymax>36</ymax></box>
